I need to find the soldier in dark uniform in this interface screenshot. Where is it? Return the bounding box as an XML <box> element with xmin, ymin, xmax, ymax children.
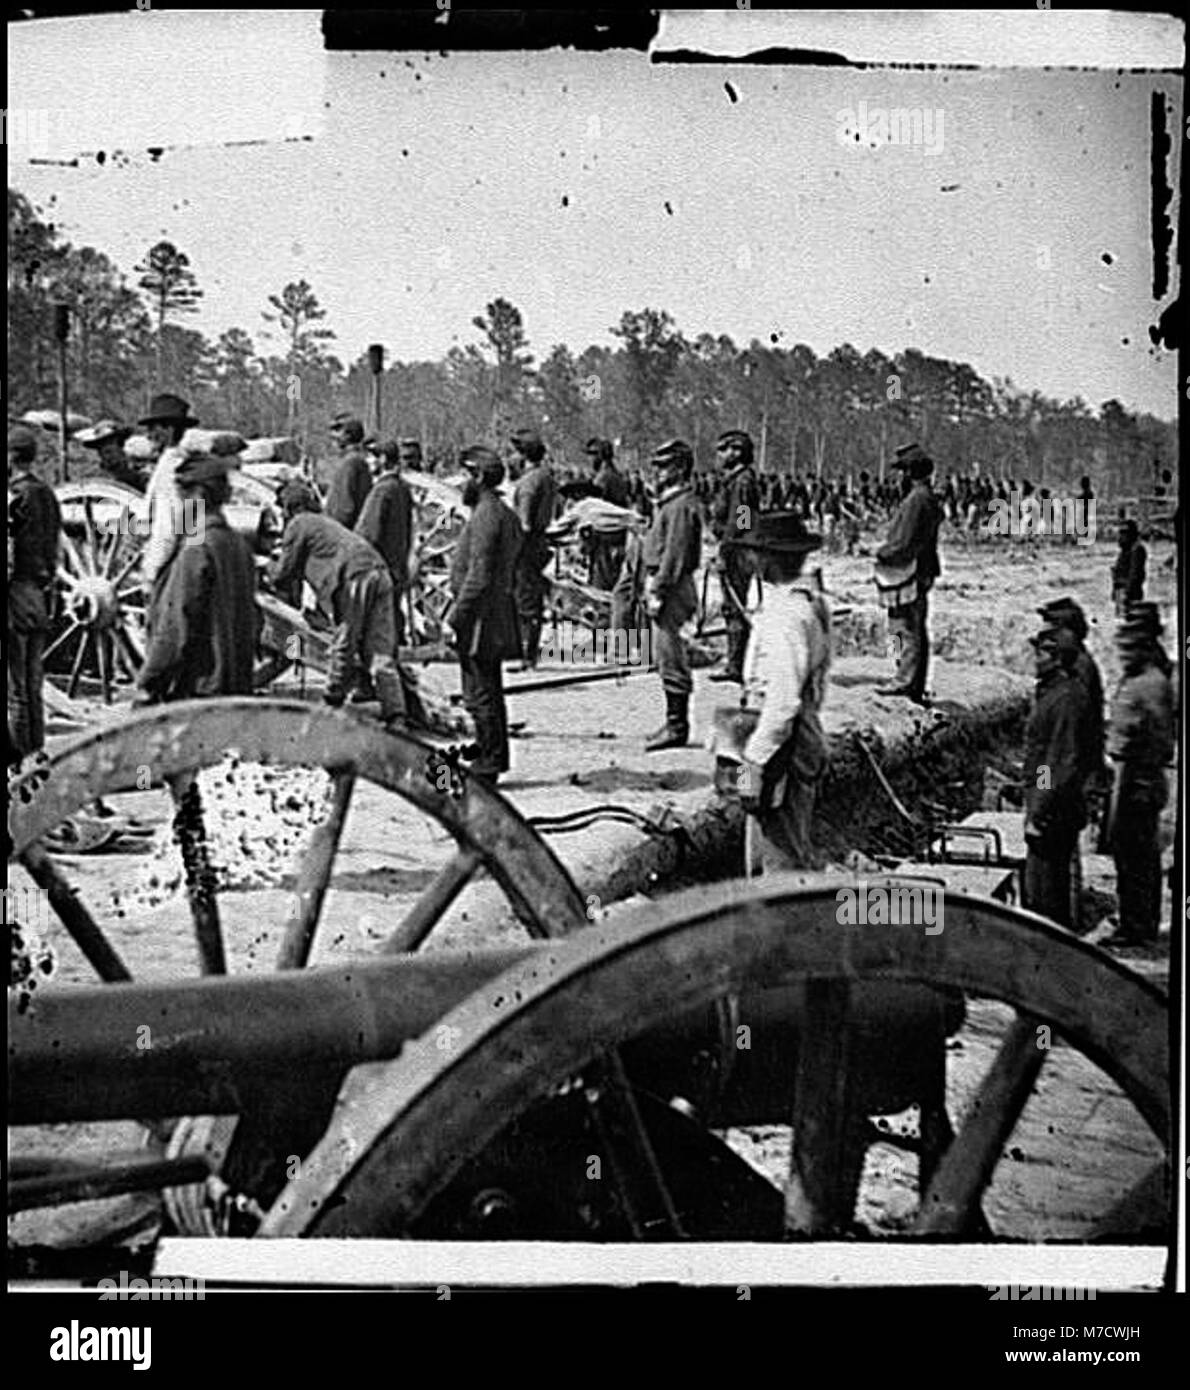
<box><xmin>270</xmin><ymin>484</ymin><xmax>407</xmax><ymax>724</ymax></box>
<box><xmin>510</xmin><ymin>428</ymin><xmax>557</xmax><ymax>671</ymax></box>
<box><xmin>325</xmin><ymin>414</ymin><xmax>373</xmax><ymax>529</ymax></box>
<box><xmin>875</xmin><ymin>443</ymin><xmax>943</xmax><ymax>703</ymax></box>
<box><xmin>397</xmin><ymin>438</ymin><xmax>424</xmax><ymax>473</ymax></box>
<box><xmin>136</xmin><ymin>453</ymin><xmax>258</xmax><ymax>703</ymax></box>
<box><xmin>7</xmin><ymin>425</ymin><xmax>61</xmax><ymax>759</ymax></box>
<box><xmin>642</xmin><ymin>439</ymin><xmax>702</xmax><ymax>751</ymax></box>
<box><xmin>450</xmin><ymin>446</ymin><xmax>523</xmax><ymax>785</ymax></box>
<box><xmin>1021</xmin><ymin>624</ymin><xmax>1091</xmax><ymax>927</ymax></box>
<box><xmin>75</xmin><ymin>420</ymin><xmax>143</xmax><ymax>492</ymax></box>
<box><xmin>354</xmin><ymin>439</ymin><xmax>429</xmax><ymax>723</ymax></box>
<box><xmin>584</xmin><ymin>436</ymin><xmax>630</xmax><ymax>592</ymax></box>
<box><xmin>1111</xmin><ymin>519</ymin><xmax>1146</xmax><ymax>615</ymax></box>
<box><xmin>1100</xmin><ymin>609</ymin><xmax>1175</xmax><ymax>946</ymax></box>
<box><xmin>709</xmin><ymin>429</ymin><xmax>762</xmax><ymax>685</ymax></box>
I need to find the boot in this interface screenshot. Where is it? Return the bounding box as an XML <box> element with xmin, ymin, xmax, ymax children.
<box><xmin>645</xmin><ymin>691</ymin><xmax>689</xmax><ymax>752</ymax></box>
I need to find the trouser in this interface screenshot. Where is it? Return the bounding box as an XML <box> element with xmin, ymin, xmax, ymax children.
<box><xmin>1023</xmin><ymin>824</ymin><xmax>1079</xmax><ymax>927</ymax></box>
<box><xmin>514</xmin><ymin>533</ymin><xmax>552</xmax><ymax>663</ymax></box>
<box><xmin>391</xmin><ymin>578</ymin><xmax>407</xmax><ymax>648</ymax></box>
<box><xmin>746</xmin><ymin>775</ymin><xmax>822</xmax><ymax>875</ymax></box>
<box><xmin>651</xmin><ymin>574</ymin><xmax>697</xmax><ymax>696</ymax></box>
<box><xmin>7</xmin><ymin>623</ymin><xmax>48</xmax><ymax>759</ymax></box>
<box><xmin>887</xmin><ymin>591</ymin><xmax>929</xmax><ymax>699</ymax></box>
<box><xmin>720</xmin><ymin>557</ymin><xmax>753</xmax><ymax>678</ymax></box>
<box><xmin>1111</xmin><ymin>790</ymin><xmax>1163</xmax><ymax>940</ymax></box>
<box><xmin>610</xmin><ymin>551</ymin><xmax>645</xmax><ymax>658</ymax></box>
<box><xmin>327</xmin><ymin>568</ymin><xmax>405</xmax><ymax>720</ymax></box>
<box><xmin>590</xmin><ymin>533</ymin><xmax>626</xmax><ymax>593</ymax></box>
<box><xmin>459</xmin><ymin>653</ymin><xmax>508</xmax><ymax>776</ymax></box>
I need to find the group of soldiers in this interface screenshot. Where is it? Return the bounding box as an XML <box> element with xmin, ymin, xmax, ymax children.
<box><xmin>7</xmin><ymin>399</ymin><xmax>1177</xmax><ymax>946</ymax></box>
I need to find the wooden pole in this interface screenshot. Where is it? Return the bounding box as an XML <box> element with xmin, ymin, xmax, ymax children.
<box><xmin>54</xmin><ymin>304</ymin><xmax>70</xmax><ymax>482</ymax></box>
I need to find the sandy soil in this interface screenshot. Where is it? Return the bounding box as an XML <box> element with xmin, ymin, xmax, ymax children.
<box><xmin>8</xmin><ymin>533</ymin><xmax>1177</xmax><ymax>1251</ymax></box>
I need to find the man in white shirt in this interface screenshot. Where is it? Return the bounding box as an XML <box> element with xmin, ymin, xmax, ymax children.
<box><xmin>139</xmin><ymin>392</ymin><xmax>200</xmax><ymax>598</ymax></box>
<box><xmin>723</xmin><ymin>510</ymin><xmax>831</xmax><ymax>873</ymax></box>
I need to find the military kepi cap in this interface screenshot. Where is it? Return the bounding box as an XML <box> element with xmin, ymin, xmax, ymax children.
<box><xmin>461</xmin><ymin>444</ymin><xmax>505</xmax><ymax>483</ymax></box>
<box><xmin>649</xmin><ymin>438</ymin><xmax>694</xmax><ymax>468</ymax></box>
<box><xmin>891</xmin><ymin>442</ymin><xmax>934</xmax><ymax>476</ymax></box>
<box><xmin>1028</xmin><ymin>625</ymin><xmax>1062</xmax><ymax>650</ymax></box>
<box><xmin>139</xmin><ymin>393</ymin><xmax>198</xmax><ymax>427</ymax></box>
<box><xmin>509</xmin><ymin>428</ymin><xmax>543</xmax><ymax>453</ymax></box>
<box><xmin>716</xmin><ymin>429</ymin><xmax>752</xmax><ymax>449</ymax></box>
<box><xmin>8</xmin><ymin>424</ymin><xmax>39</xmax><ymax>457</ymax></box>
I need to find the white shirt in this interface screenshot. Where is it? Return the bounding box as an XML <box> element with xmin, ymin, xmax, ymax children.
<box><xmin>141</xmin><ymin>444</ymin><xmax>188</xmax><ymax>586</ymax></box>
<box><xmin>742</xmin><ymin>582</ymin><xmax>832</xmax><ymax>768</ymax></box>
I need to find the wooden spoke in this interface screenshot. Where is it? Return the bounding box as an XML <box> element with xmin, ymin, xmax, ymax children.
<box><xmin>44</xmin><ymin>615</ymin><xmax>84</xmax><ymax>665</ymax></box>
<box><xmin>19</xmin><ymin>843</ymin><xmax>133</xmax><ymax>984</ymax></box>
<box><xmin>96</xmin><ymin>628</ymin><xmax>112</xmax><ymax>706</ymax></box>
<box><xmin>82</xmin><ymin>497</ymin><xmax>101</xmax><ymax>574</ymax></box>
<box><xmin>912</xmin><ymin>1013</ymin><xmax>1049</xmax><ymax>1236</ymax></box>
<box><xmin>167</xmin><ymin>773</ymin><xmax>228</xmax><ymax>976</ymax></box>
<box><xmin>276</xmin><ymin>769</ymin><xmax>357</xmax><ymax>970</ymax></box>
<box><xmin>382</xmin><ymin>847</ymin><xmax>481</xmax><ymax>955</ymax></box>
<box><xmin>67</xmin><ymin>626</ymin><xmax>92</xmax><ymax>699</ymax></box>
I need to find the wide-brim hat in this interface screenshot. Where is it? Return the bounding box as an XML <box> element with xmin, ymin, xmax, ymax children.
<box><xmin>723</xmin><ymin>510</ymin><xmax>822</xmax><ymax>554</ymax></box>
<box><xmin>510</xmin><ymin>428</ymin><xmax>543</xmax><ymax>454</ymax></box>
<box><xmin>75</xmin><ymin>419</ymin><xmax>131</xmax><ymax>448</ymax></box>
<box><xmin>139</xmin><ymin>393</ymin><xmax>198</xmax><ymax>428</ymax></box>
<box><xmin>175</xmin><ymin>454</ymin><xmax>235</xmax><ymax>490</ymax></box>
<box><xmin>892</xmin><ymin>442</ymin><xmax>934</xmax><ymax>477</ymax></box>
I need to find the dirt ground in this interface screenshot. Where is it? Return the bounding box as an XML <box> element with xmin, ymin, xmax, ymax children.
<box><xmin>8</xmin><ymin>533</ymin><xmax>1177</xmax><ymax>1252</ymax></box>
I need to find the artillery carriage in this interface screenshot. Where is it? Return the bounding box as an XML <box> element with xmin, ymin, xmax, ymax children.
<box><xmin>8</xmin><ymin>697</ymin><xmax>1170</xmax><ymax>1265</ymax></box>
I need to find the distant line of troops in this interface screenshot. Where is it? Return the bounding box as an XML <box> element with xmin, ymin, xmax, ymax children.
<box><xmin>8</xmin><ymin>411</ymin><xmax>1178</xmax><ymax>942</ymax></box>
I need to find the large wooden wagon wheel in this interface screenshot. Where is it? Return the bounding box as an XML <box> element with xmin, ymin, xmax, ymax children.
<box><xmin>261</xmin><ymin>876</ymin><xmax>1169</xmax><ymax>1242</ymax></box>
<box><xmin>8</xmin><ymin>698</ymin><xmax>588</xmax><ymax>1235</ymax></box>
<box><xmin>49</xmin><ymin>480</ymin><xmax>148</xmax><ymax>703</ymax></box>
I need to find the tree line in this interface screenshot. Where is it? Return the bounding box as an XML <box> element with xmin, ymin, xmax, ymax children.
<box><xmin>7</xmin><ymin>187</ymin><xmax>1175</xmax><ymax>496</ymax></box>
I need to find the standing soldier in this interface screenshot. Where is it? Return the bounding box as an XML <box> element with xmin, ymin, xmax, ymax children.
<box><xmin>325</xmin><ymin>414</ymin><xmax>373</xmax><ymax>529</ymax></box>
<box><xmin>449</xmin><ymin>446</ymin><xmax>523</xmax><ymax>786</ymax></box>
<box><xmin>722</xmin><ymin>511</ymin><xmax>831</xmax><ymax>873</ymax></box>
<box><xmin>1021</xmin><ymin>624</ymin><xmax>1091</xmax><ymax>927</ymax></box>
<box><xmin>140</xmin><ymin>392</ymin><xmax>200</xmax><ymax>595</ymax></box>
<box><xmin>875</xmin><ymin>442</ymin><xmax>943</xmax><ymax>704</ymax></box>
<box><xmin>1100</xmin><ymin>608</ymin><xmax>1175</xmax><ymax>947</ymax></box>
<box><xmin>642</xmin><ymin>439</ymin><xmax>702</xmax><ymax>751</ymax></box>
<box><xmin>354</xmin><ymin>439</ymin><xmax>428</xmax><ymax>722</ymax></box>
<box><xmin>709</xmin><ymin>429</ymin><xmax>762</xmax><ymax>685</ymax></box>
<box><xmin>397</xmin><ymin>438</ymin><xmax>424</xmax><ymax>473</ymax></box>
<box><xmin>1111</xmin><ymin>518</ymin><xmax>1146</xmax><ymax>615</ymax></box>
<box><xmin>585</xmin><ymin>437</ymin><xmax>630</xmax><ymax>592</ymax></box>
<box><xmin>510</xmin><ymin>428</ymin><xmax>557</xmax><ymax>671</ymax></box>
<box><xmin>270</xmin><ymin>482</ymin><xmax>407</xmax><ymax>725</ymax></box>
<box><xmin>75</xmin><ymin>420</ymin><xmax>143</xmax><ymax>492</ymax></box>
<box><xmin>136</xmin><ymin>452</ymin><xmax>258</xmax><ymax>703</ymax></box>
<box><xmin>7</xmin><ymin>425</ymin><xmax>61</xmax><ymax>760</ymax></box>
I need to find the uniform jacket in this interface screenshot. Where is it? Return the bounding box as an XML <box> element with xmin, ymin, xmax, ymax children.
<box><xmin>1111</xmin><ymin>541</ymin><xmax>1146</xmax><ymax>602</ymax></box>
<box><xmin>876</xmin><ymin>481</ymin><xmax>943</xmax><ymax>591</ymax></box>
<box><xmin>1070</xmin><ymin>646</ymin><xmax>1106</xmax><ymax>776</ymax></box>
<box><xmin>514</xmin><ymin>463</ymin><xmax>557</xmax><ymax>536</ymax></box>
<box><xmin>450</xmin><ymin>488</ymin><xmax>523</xmax><ymax>661</ymax></box>
<box><xmin>138</xmin><ymin>512</ymin><xmax>258</xmax><ymax>702</ymax></box>
<box><xmin>269</xmin><ymin>512</ymin><xmax>385</xmax><ymax>621</ymax></box>
<box><xmin>642</xmin><ymin>484</ymin><xmax>701</xmax><ymax>599</ymax></box>
<box><xmin>355</xmin><ymin>471</ymin><xmax>413</xmax><ymax>584</ymax></box>
<box><xmin>8</xmin><ymin>471</ymin><xmax>62</xmax><ymax>633</ymax></box>
<box><xmin>142</xmin><ymin>445</ymin><xmax>188</xmax><ymax>586</ymax></box>
<box><xmin>742</xmin><ymin>584</ymin><xmax>832</xmax><ymax>788</ymax></box>
<box><xmin>1108</xmin><ymin>662</ymin><xmax>1175</xmax><ymax>799</ymax></box>
<box><xmin>1023</xmin><ymin>668</ymin><xmax>1091</xmax><ymax>836</ymax></box>
<box><xmin>594</xmin><ymin>462</ymin><xmax>630</xmax><ymax>510</ymax></box>
<box><xmin>712</xmin><ymin>465</ymin><xmax>762</xmax><ymax>545</ymax></box>
<box><xmin>325</xmin><ymin>449</ymin><xmax>373</xmax><ymax>529</ymax></box>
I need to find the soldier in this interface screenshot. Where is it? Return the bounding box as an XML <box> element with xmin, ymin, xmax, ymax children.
<box><xmin>7</xmin><ymin>425</ymin><xmax>61</xmax><ymax>760</ymax></box>
<box><xmin>709</xmin><ymin>429</ymin><xmax>762</xmax><ymax>685</ymax></box>
<box><xmin>510</xmin><ymin>428</ymin><xmax>557</xmax><ymax>671</ymax></box>
<box><xmin>354</xmin><ymin>439</ymin><xmax>429</xmax><ymax>722</ymax></box>
<box><xmin>723</xmin><ymin>511</ymin><xmax>831</xmax><ymax>873</ymax></box>
<box><xmin>325</xmin><ymin>414</ymin><xmax>373</xmax><ymax>529</ymax></box>
<box><xmin>75</xmin><ymin>419</ymin><xmax>143</xmax><ymax>492</ymax></box>
<box><xmin>584</xmin><ymin>436</ymin><xmax>630</xmax><ymax>592</ymax></box>
<box><xmin>270</xmin><ymin>482</ymin><xmax>407</xmax><ymax>724</ymax></box>
<box><xmin>1111</xmin><ymin>519</ymin><xmax>1146</xmax><ymax>615</ymax></box>
<box><xmin>642</xmin><ymin>439</ymin><xmax>702</xmax><ymax>751</ymax></box>
<box><xmin>1100</xmin><ymin>609</ymin><xmax>1175</xmax><ymax>947</ymax></box>
<box><xmin>875</xmin><ymin>442</ymin><xmax>943</xmax><ymax>703</ymax></box>
<box><xmin>397</xmin><ymin>438</ymin><xmax>424</xmax><ymax>473</ymax></box>
<box><xmin>449</xmin><ymin>446</ymin><xmax>523</xmax><ymax>785</ymax></box>
<box><xmin>140</xmin><ymin>392</ymin><xmax>200</xmax><ymax>593</ymax></box>
<box><xmin>1021</xmin><ymin>624</ymin><xmax>1091</xmax><ymax>927</ymax></box>
<box><xmin>136</xmin><ymin>452</ymin><xmax>258</xmax><ymax>703</ymax></box>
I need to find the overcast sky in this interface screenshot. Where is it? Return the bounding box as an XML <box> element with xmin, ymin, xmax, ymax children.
<box><xmin>7</xmin><ymin>10</ymin><xmax>1181</xmax><ymax>418</ymax></box>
